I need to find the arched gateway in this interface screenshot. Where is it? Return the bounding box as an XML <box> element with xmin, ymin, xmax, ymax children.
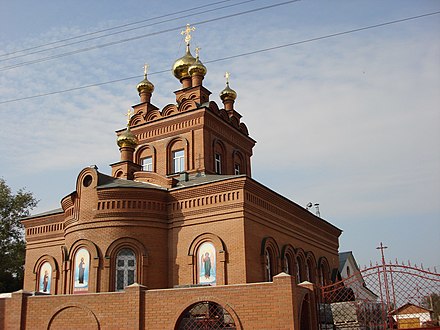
<box><xmin>175</xmin><ymin>301</ymin><xmax>236</xmax><ymax>330</ymax></box>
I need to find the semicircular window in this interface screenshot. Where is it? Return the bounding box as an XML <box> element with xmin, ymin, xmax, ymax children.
<box><xmin>175</xmin><ymin>301</ymin><xmax>236</xmax><ymax>330</ymax></box>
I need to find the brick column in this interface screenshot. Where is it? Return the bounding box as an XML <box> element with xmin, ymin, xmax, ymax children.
<box><xmin>5</xmin><ymin>290</ymin><xmax>32</xmax><ymax>329</ymax></box>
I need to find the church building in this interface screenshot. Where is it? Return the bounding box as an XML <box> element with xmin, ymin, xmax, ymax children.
<box><xmin>1</xmin><ymin>25</ymin><xmax>342</xmax><ymax>329</ymax></box>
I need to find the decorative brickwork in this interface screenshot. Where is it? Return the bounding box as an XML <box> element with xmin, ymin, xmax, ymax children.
<box><xmin>1</xmin><ymin>34</ymin><xmax>343</xmax><ymax>329</ymax></box>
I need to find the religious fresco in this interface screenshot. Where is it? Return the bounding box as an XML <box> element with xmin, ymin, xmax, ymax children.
<box><xmin>198</xmin><ymin>242</ymin><xmax>216</xmax><ymax>285</ymax></box>
<box><xmin>39</xmin><ymin>262</ymin><xmax>52</xmax><ymax>293</ymax></box>
<box><xmin>73</xmin><ymin>248</ymin><xmax>90</xmax><ymax>293</ymax></box>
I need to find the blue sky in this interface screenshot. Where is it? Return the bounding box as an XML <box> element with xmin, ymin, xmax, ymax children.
<box><xmin>1</xmin><ymin>0</ymin><xmax>439</xmax><ymax>269</ymax></box>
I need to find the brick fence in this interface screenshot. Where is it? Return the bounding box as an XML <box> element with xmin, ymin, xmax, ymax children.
<box><xmin>0</xmin><ymin>273</ymin><xmax>317</xmax><ymax>330</ymax></box>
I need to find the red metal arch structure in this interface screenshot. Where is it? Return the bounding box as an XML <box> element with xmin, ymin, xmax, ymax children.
<box><xmin>318</xmin><ymin>262</ymin><xmax>440</xmax><ymax>329</ymax></box>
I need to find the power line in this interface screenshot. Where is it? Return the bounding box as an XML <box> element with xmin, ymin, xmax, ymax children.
<box><xmin>0</xmin><ymin>0</ymin><xmax>233</xmax><ymax>58</ymax></box>
<box><xmin>0</xmin><ymin>0</ymin><xmax>259</xmax><ymax>63</ymax></box>
<box><xmin>0</xmin><ymin>0</ymin><xmax>299</xmax><ymax>72</ymax></box>
<box><xmin>1</xmin><ymin>10</ymin><xmax>439</xmax><ymax>106</ymax></box>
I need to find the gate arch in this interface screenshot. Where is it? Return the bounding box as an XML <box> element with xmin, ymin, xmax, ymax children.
<box><xmin>175</xmin><ymin>301</ymin><xmax>237</xmax><ymax>330</ymax></box>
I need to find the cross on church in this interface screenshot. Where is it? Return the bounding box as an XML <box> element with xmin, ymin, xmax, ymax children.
<box><xmin>143</xmin><ymin>63</ymin><xmax>149</xmax><ymax>76</ymax></box>
<box><xmin>181</xmin><ymin>24</ymin><xmax>195</xmax><ymax>45</ymax></box>
<box><xmin>376</xmin><ymin>242</ymin><xmax>388</xmax><ymax>265</ymax></box>
<box><xmin>225</xmin><ymin>71</ymin><xmax>231</xmax><ymax>84</ymax></box>
<box><xmin>126</xmin><ymin>109</ymin><xmax>133</xmax><ymax>125</ymax></box>
<box><xmin>195</xmin><ymin>46</ymin><xmax>201</xmax><ymax>58</ymax></box>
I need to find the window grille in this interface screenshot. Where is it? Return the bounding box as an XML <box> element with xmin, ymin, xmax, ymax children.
<box><xmin>115</xmin><ymin>248</ymin><xmax>136</xmax><ymax>291</ymax></box>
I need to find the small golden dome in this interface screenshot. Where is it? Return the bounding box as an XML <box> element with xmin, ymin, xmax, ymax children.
<box><xmin>136</xmin><ymin>75</ymin><xmax>154</xmax><ymax>94</ymax></box>
<box><xmin>137</xmin><ymin>64</ymin><xmax>154</xmax><ymax>94</ymax></box>
<box><xmin>188</xmin><ymin>47</ymin><xmax>207</xmax><ymax>77</ymax></box>
<box><xmin>117</xmin><ymin>127</ymin><xmax>138</xmax><ymax>148</ymax></box>
<box><xmin>172</xmin><ymin>45</ymin><xmax>196</xmax><ymax>80</ymax></box>
<box><xmin>220</xmin><ymin>82</ymin><xmax>237</xmax><ymax>102</ymax></box>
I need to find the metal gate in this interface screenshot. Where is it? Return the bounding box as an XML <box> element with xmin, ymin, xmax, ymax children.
<box><xmin>318</xmin><ymin>258</ymin><xmax>440</xmax><ymax>329</ymax></box>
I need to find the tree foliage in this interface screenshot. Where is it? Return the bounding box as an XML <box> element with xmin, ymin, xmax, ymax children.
<box><xmin>422</xmin><ymin>293</ymin><xmax>440</xmax><ymax>324</ymax></box>
<box><xmin>0</xmin><ymin>178</ymin><xmax>38</xmax><ymax>293</ymax></box>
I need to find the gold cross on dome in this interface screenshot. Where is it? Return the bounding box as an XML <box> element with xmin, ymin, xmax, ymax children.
<box><xmin>143</xmin><ymin>63</ymin><xmax>149</xmax><ymax>76</ymax></box>
<box><xmin>225</xmin><ymin>71</ymin><xmax>231</xmax><ymax>84</ymax></box>
<box><xmin>126</xmin><ymin>109</ymin><xmax>133</xmax><ymax>124</ymax></box>
<box><xmin>195</xmin><ymin>46</ymin><xmax>201</xmax><ymax>58</ymax></box>
<box><xmin>181</xmin><ymin>24</ymin><xmax>195</xmax><ymax>45</ymax></box>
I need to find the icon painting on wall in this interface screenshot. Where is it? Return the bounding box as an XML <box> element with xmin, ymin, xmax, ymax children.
<box><xmin>39</xmin><ymin>262</ymin><xmax>52</xmax><ymax>293</ymax></box>
<box><xmin>198</xmin><ymin>242</ymin><xmax>216</xmax><ymax>285</ymax></box>
<box><xmin>73</xmin><ymin>248</ymin><xmax>90</xmax><ymax>293</ymax></box>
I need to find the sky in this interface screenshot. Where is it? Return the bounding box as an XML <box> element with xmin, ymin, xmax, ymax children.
<box><xmin>1</xmin><ymin>0</ymin><xmax>439</xmax><ymax>270</ymax></box>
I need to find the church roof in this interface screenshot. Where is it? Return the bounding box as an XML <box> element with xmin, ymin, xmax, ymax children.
<box><xmin>339</xmin><ymin>251</ymin><xmax>353</xmax><ymax>272</ymax></box>
<box><xmin>172</xmin><ymin>173</ymin><xmax>245</xmax><ymax>190</ymax></box>
<box><xmin>22</xmin><ymin>208</ymin><xmax>64</xmax><ymax>220</ymax></box>
<box><xmin>96</xmin><ymin>172</ymin><xmax>166</xmax><ymax>190</ymax></box>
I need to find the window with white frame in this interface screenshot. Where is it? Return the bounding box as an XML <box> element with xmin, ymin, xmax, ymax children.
<box><xmin>173</xmin><ymin>149</ymin><xmax>185</xmax><ymax>173</ymax></box>
<box><xmin>141</xmin><ymin>156</ymin><xmax>153</xmax><ymax>171</ymax></box>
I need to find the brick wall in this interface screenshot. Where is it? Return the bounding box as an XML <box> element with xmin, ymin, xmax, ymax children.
<box><xmin>0</xmin><ymin>273</ymin><xmax>317</xmax><ymax>330</ymax></box>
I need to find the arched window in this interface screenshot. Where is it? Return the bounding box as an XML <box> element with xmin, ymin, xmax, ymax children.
<box><xmin>136</xmin><ymin>145</ymin><xmax>155</xmax><ymax>172</ymax></box>
<box><xmin>175</xmin><ymin>301</ymin><xmax>236</xmax><ymax>330</ymax></box>
<box><xmin>233</xmin><ymin>150</ymin><xmax>245</xmax><ymax>175</ymax></box>
<box><xmin>38</xmin><ymin>262</ymin><xmax>52</xmax><ymax>294</ymax></box>
<box><xmin>115</xmin><ymin>248</ymin><xmax>136</xmax><ymax>291</ymax></box>
<box><xmin>305</xmin><ymin>254</ymin><xmax>316</xmax><ymax>283</ymax></box>
<box><xmin>318</xmin><ymin>257</ymin><xmax>331</xmax><ymax>286</ymax></box>
<box><xmin>265</xmin><ymin>249</ymin><xmax>272</xmax><ymax>281</ymax></box>
<box><xmin>213</xmin><ymin>140</ymin><xmax>226</xmax><ymax>175</ymax></box>
<box><xmin>281</xmin><ymin>244</ymin><xmax>295</xmax><ymax>276</ymax></box>
<box><xmin>197</xmin><ymin>242</ymin><xmax>216</xmax><ymax>285</ymax></box>
<box><xmin>167</xmin><ymin>138</ymin><xmax>188</xmax><ymax>174</ymax></box>
<box><xmin>261</xmin><ymin>237</ymin><xmax>279</xmax><ymax>282</ymax></box>
<box><xmin>296</xmin><ymin>256</ymin><xmax>303</xmax><ymax>283</ymax></box>
<box><xmin>73</xmin><ymin>248</ymin><xmax>90</xmax><ymax>294</ymax></box>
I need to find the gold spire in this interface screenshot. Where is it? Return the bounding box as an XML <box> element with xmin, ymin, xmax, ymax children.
<box><xmin>136</xmin><ymin>63</ymin><xmax>154</xmax><ymax>94</ymax></box>
<box><xmin>172</xmin><ymin>24</ymin><xmax>197</xmax><ymax>80</ymax></box>
<box><xmin>220</xmin><ymin>71</ymin><xmax>237</xmax><ymax>101</ymax></box>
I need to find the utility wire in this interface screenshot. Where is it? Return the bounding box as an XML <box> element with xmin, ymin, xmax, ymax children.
<box><xmin>1</xmin><ymin>10</ymin><xmax>439</xmax><ymax>106</ymax></box>
<box><xmin>0</xmin><ymin>0</ymin><xmax>233</xmax><ymax>58</ymax></box>
<box><xmin>0</xmin><ymin>0</ymin><xmax>259</xmax><ymax>63</ymax></box>
<box><xmin>0</xmin><ymin>0</ymin><xmax>299</xmax><ymax>72</ymax></box>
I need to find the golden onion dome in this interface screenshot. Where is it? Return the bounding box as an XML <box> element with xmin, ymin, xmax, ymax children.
<box><xmin>220</xmin><ymin>82</ymin><xmax>237</xmax><ymax>102</ymax></box>
<box><xmin>172</xmin><ymin>45</ymin><xmax>196</xmax><ymax>80</ymax></box>
<box><xmin>188</xmin><ymin>48</ymin><xmax>207</xmax><ymax>77</ymax></box>
<box><xmin>117</xmin><ymin>126</ymin><xmax>138</xmax><ymax>148</ymax></box>
<box><xmin>136</xmin><ymin>75</ymin><xmax>154</xmax><ymax>94</ymax></box>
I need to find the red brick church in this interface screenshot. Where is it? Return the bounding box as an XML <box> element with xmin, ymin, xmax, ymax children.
<box><xmin>0</xmin><ymin>26</ymin><xmax>342</xmax><ymax>329</ymax></box>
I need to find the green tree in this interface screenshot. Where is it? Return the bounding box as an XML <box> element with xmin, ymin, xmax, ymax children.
<box><xmin>422</xmin><ymin>293</ymin><xmax>440</xmax><ymax>324</ymax></box>
<box><xmin>0</xmin><ymin>178</ymin><xmax>38</xmax><ymax>293</ymax></box>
